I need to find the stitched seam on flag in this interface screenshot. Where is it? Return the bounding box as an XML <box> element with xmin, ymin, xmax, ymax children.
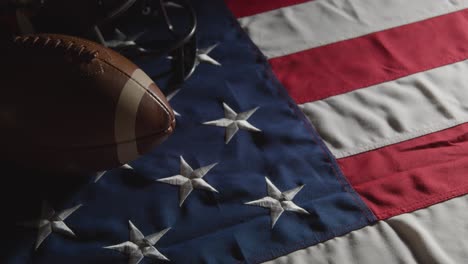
<box><xmin>246</xmin><ymin>219</ymin><xmax>366</xmax><ymax>263</ymax></box>
<box><xmin>284</xmin><ymin>27</ymin><xmax>468</xmax><ymax>103</ymax></box>
<box><xmin>260</xmin><ymin>56</ymin><xmax>377</xmax><ymax>264</ymax></box>
<box><xmin>332</xmin><ymin>120</ymin><xmax>461</xmax><ymax>158</ymax></box>
<box><xmin>226</xmin><ymin>6</ymin><xmax>377</xmax><ymax>263</ymax></box>
<box><xmin>263</xmin><ymin>51</ymin><xmax>375</xmax><ymax>223</ymax></box>
<box><xmin>248</xmin><ymin>217</ymin><xmax>367</xmax><ymax>263</ymax></box>
<box><xmin>376</xmin><ymin>185</ymin><xmax>468</xmax><ymax>220</ymax></box>
<box><xmin>289</xmin><ymin>85</ymin><xmax>377</xmax><ymax>222</ymax></box>
<box><xmin>256</xmin><ymin>36</ymin><xmax>376</xmax><ymax>222</ymax></box>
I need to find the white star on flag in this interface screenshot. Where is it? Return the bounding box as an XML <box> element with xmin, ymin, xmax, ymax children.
<box><xmin>95</xmin><ymin>164</ymin><xmax>134</xmax><ymax>183</ymax></box>
<box><xmin>104</xmin><ymin>221</ymin><xmax>171</xmax><ymax>264</ymax></box>
<box><xmin>196</xmin><ymin>44</ymin><xmax>221</xmax><ymax>67</ymax></box>
<box><xmin>105</xmin><ymin>28</ymin><xmax>146</xmax><ymax>51</ymax></box>
<box><xmin>245</xmin><ymin>177</ymin><xmax>309</xmax><ymax>228</ymax></box>
<box><xmin>20</xmin><ymin>202</ymin><xmax>82</xmax><ymax>250</ymax></box>
<box><xmin>157</xmin><ymin>156</ymin><xmax>218</xmax><ymax>206</ymax></box>
<box><xmin>203</xmin><ymin>102</ymin><xmax>261</xmax><ymax>144</ymax></box>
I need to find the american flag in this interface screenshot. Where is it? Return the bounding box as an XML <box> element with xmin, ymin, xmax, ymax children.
<box><xmin>3</xmin><ymin>0</ymin><xmax>468</xmax><ymax>263</ymax></box>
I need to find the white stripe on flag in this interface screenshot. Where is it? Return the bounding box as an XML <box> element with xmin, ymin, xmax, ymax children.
<box><xmin>263</xmin><ymin>194</ymin><xmax>468</xmax><ymax>264</ymax></box>
<box><xmin>239</xmin><ymin>0</ymin><xmax>468</xmax><ymax>59</ymax></box>
<box><xmin>300</xmin><ymin>59</ymin><xmax>468</xmax><ymax>158</ymax></box>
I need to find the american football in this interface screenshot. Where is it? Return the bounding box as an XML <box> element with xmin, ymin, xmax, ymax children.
<box><xmin>0</xmin><ymin>34</ymin><xmax>175</xmax><ymax>172</ymax></box>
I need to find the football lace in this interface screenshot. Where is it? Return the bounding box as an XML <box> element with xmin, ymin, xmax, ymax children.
<box><xmin>13</xmin><ymin>35</ymin><xmax>99</xmax><ymax>62</ymax></box>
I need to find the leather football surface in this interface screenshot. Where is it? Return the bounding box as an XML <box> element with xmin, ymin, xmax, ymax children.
<box><xmin>0</xmin><ymin>34</ymin><xmax>175</xmax><ymax>172</ymax></box>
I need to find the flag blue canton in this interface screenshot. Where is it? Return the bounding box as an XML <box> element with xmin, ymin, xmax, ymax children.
<box><xmin>2</xmin><ymin>0</ymin><xmax>375</xmax><ymax>263</ymax></box>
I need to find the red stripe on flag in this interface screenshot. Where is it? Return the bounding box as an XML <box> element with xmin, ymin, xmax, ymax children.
<box><xmin>338</xmin><ymin>123</ymin><xmax>468</xmax><ymax>220</ymax></box>
<box><xmin>225</xmin><ymin>0</ymin><xmax>311</xmax><ymax>18</ymax></box>
<box><xmin>270</xmin><ymin>10</ymin><xmax>468</xmax><ymax>104</ymax></box>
